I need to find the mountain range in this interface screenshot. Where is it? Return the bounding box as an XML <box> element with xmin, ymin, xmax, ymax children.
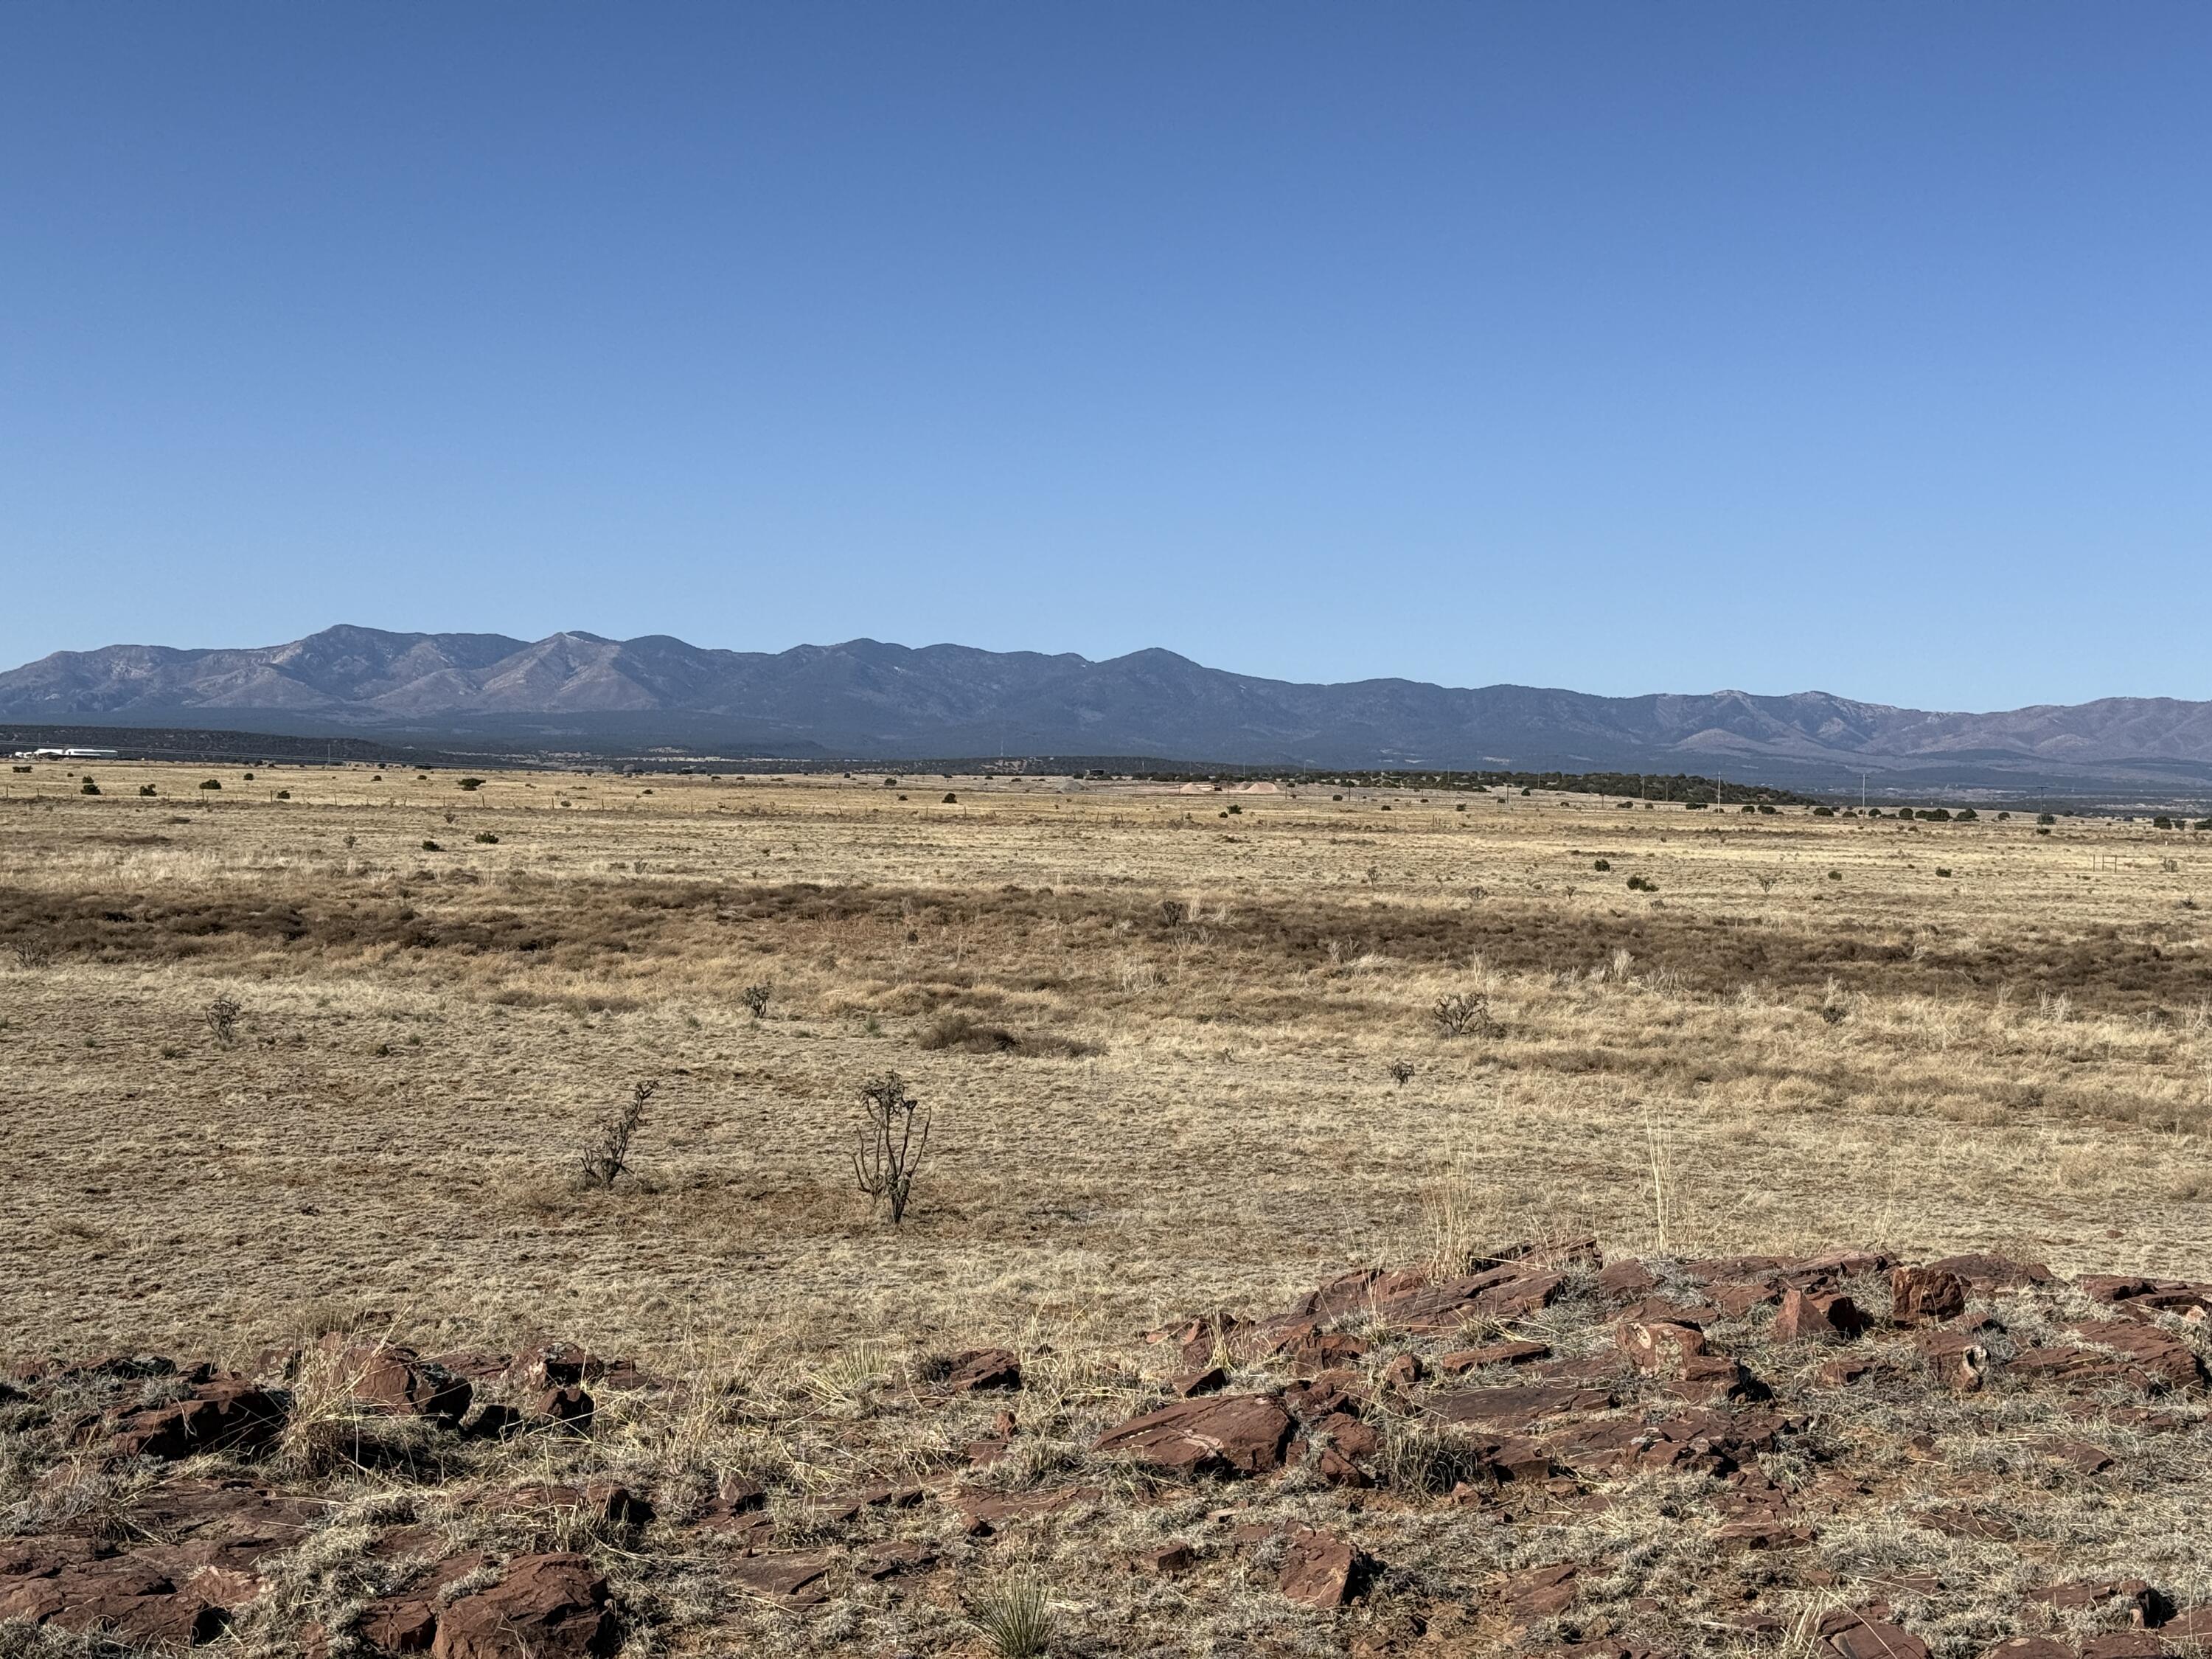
<box><xmin>5</xmin><ymin>625</ymin><xmax>2212</xmax><ymax>796</ymax></box>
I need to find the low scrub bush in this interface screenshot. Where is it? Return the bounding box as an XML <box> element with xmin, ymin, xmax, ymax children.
<box><xmin>919</xmin><ymin>1009</ymin><xmax>1096</xmax><ymax>1058</ymax></box>
<box><xmin>579</xmin><ymin>1079</ymin><xmax>656</xmax><ymax>1190</ymax></box>
<box><xmin>1431</xmin><ymin>991</ymin><xmax>1503</xmax><ymax>1039</ymax></box>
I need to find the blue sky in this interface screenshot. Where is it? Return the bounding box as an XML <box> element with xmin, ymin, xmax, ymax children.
<box><xmin>4</xmin><ymin>4</ymin><xmax>2208</xmax><ymax>711</ymax></box>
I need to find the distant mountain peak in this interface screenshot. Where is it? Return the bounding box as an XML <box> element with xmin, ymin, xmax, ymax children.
<box><xmin>0</xmin><ymin>623</ymin><xmax>2205</xmax><ymax>793</ymax></box>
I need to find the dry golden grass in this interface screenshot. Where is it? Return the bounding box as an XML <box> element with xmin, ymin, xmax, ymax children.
<box><xmin>6</xmin><ymin>760</ymin><xmax>2212</xmax><ymax>1655</ymax></box>
<box><xmin>5</xmin><ymin>761</ymin><xmax>2209</xmax><ymax>1360</ymax></box>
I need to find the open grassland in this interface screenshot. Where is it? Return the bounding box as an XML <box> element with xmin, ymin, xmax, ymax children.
<box><xmin>6</xmin><ymin>762</ymin><xmax>2212</xmax><ymax>1657</ymax></box>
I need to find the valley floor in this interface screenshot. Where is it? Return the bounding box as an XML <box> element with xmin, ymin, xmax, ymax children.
<box><xmin>4</xmin><ymin>764</ymin><xmax>2211</xmax><ymax>1655</ymax></box>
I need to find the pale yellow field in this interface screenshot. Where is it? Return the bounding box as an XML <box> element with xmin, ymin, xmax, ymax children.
<box><xmin>5</xmin><ymin>759</ymin><xmax>2209</xmax><ymax>1366</ymax></box>
<box><xmin>9</xmin><ymin>759</ymin><xmax>2212</xmax><ymax>1657</ymax></box>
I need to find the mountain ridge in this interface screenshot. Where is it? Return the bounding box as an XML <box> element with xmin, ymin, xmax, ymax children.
<box><xmin>5</xmin><ymin>625</ymin><xmax>2211</xmax><ymax>792</ymax></box>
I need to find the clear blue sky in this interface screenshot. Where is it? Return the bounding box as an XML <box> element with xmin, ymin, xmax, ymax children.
<box><xmin>4</xmin><ymin>4</ymin><xmax>2208</xmax><ymax>711</ymax></box>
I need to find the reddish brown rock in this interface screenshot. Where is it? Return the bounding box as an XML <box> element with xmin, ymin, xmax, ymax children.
<box><xmin>109</xmin><ymin>1378</ymin><xmax>288</xmax><ymax>1461</ymax></box>
<box><xmin>1093</xmin><ymin>1393</ymin><xmax>1296</xmax><ymax>1477</ymax></box>
<box><xmin>359</xmin><ymin>1596</ymin><xmax>440</xmax><ymax>1652</ymax></box>
<box><xmin>2042</xmin><ymin>1438</ymin><xmax>2115</xmax><ymax>1475</ymax></box>
<box><xmin>1170</xmin><ymin>1365</ymin><xmax>1228</xmax><ymax>1397</ymax></box>
<box><xmin>1711</xmin><ymin>1278</ymin><xmax>1787</xmax><ymax>1315</ymax></box>
<box><xmin>1715</xmin><ymin>1518</ymin><xmax>1813</xmax><ymax>1551</ymax></box>
<box><xmin>1382</xmin><ymin>1265</ymin><xmax>1565</xmax><ymax>1331</ymax></box>
<box><xmin>2028</xmin><ymin>1577</ymin><xmax>2160</xmax><ymax>1618</ymax></box>
<box><xmin>1924</xmin><ymin>1252</ymin><xmax>2051</xmax><ymax>1290</ymax></box>
<box><xmin>1593</xmin><ymin>1260</ymin><xmax>1657</xmax><ymax>1300</ymax></box>
<box><xmin>509</xmin><ymin>1342</ymin><xmax>604</xmax><ymax>1390</ymax></box>
<box><xmin>1500</xmin><ymin>1561</ymin><xmax>1579</xmax><ymax>1627</ymax></box>
<box><xmin>821</xmin><ymin>1485</ymin><xmax>924</xmax><ymax>1524</ymax></box>
<box><xmin>1818</xmin><ymin>1354</ymin><xmax>1880</xmax><ymax>1388</ymax></box>
<box><xmin>1379</xmin><ymin>1352</ymin><xmax>1425</xmax><ymax>1391</ymax></box>
<box><xmin>1916</xmin><ymin>1331</ymin><xmax>1989</xmax><ymax>1392</ymax></box>
<box><xmin>0</xmin><ymin>1551</ymin><xmax>232</xmax><ymax>1646</ymax></box>
<box><xmin>1820</xmin><ymin>1612</ymin><xmax>1930</xmax><ymax>1659</ymax></box>
<box><xmin>953</xmin><ymin>1485</ymin><xmax>1099</xmax><ymax>1536</ymax></box>
<box><xmin>498</xmin><ymin>1482</ymin><xmax>653</xmax><ymax>1528</ymax></box>
<box><xmin>2070</xmin><ymin>1321</ymin><xmax>2207</xmax><ymax>1390</ymax></box>
<box><xmin>1279</xmin><ymin>1527</ymin><xmax>1361</xmax><ymax>1609</ymax></box>
<box><xmin>1664</xmin><ymin>1352</ymin><xmax>1765</xmax><ymax>1405</ymax></box>
<box><xmin>2008</xmin><ymin>1346</ymin><xmax>2152</xmax><ymax>1391</ymax></box>
<box><xmin>728</xmin><ymin>1551</ymin><xmax>836</xmax><ymax>1606</ymax></box>
<box><xmin>1888</xmin><ymin>1267</ymin><xmax>1969</xmax><ymax>1326</ymax></box>
<box><xmin>1472</xmin><ymin>1434</ymin><xmax>1554</xmax><ymax>1484</ymax></box>
<box><xmin>431</xmin><ymin>1553</ymin><xmax>613</xmax><ymax>1658</ymax></box>
<box><xmin>1142</xmin><ymin>1542</ymin><xmax>1194</xmax><ymax>1576</ymax></box>
<box><xmin>855</xmin><ymin>1539</ymin><xmax>935</xmax><ymax>1581</ymax></box>
<box><xmin>2161</xmin><ymin>1607</ymin><xmax>2212</xmax><ymax>1642</ymax></box>
<box><xmin>1428</xmin><ymin>1382</ymin><xmax>1613</xmax><ymax>1431</ymax></box>
<box><xmin>1435</xmin><ymin>1340</ymin><xmax>1551</xmax><ymax>1375</ymax></box>
<box><xmin>1985</xmin><ymin>1641</ymin><xmax>2074</xmax><ymax>1659</ymax></box>
<box><xmin>2081</xmin><ymin>1636</ymin><xmax>2171</xmax><ymax>1659</ymax></box>
<box><xmin>319</xmin><ymin>1337</ymin><xmax>473</xmax><ymax>1423</ymax></box>
<box><xmin>531</xmin><ymin>1385</ymin><xmax>595</xmax><ymax>1433</ymax></box>
<box><xmin>1775</xmin><ymin>1289</ymin><xmax>1869</xmax><ymax>1343</ymax></box>
<box><xmin>1617</xmin><ymin>1320</ymin><xmax>1706</xmax><ymax>1375</ymax></box>
<box><xmin>944</xmin><ymin>1348</ymin><xmax>1021</xmax><ymax>1392</ymax></box>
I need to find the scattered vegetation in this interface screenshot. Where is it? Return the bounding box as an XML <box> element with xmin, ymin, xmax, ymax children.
<box><xmin>852</xmin><ymin>1070</ymin><xmax>931</xmax><ymax>1225</ymax></box>
<box><xmin>1430</xmin><ymin>990</ymin><xmax>1502</xmax><ymax>1039</ymax></box>
<box><xmin>578</xmin><ymin>1078</ymin><xmax>656</xmax><ymax>1190</ymax></box>
<box><xmin>970</xmin><ymin>1573</ymin><xmax>1055</xmax><ymax>1659</ymax></box>
<box><xmin>204</xmin><ymin>992</ymin><xmax>242</xmax><ymax>1048</ymax></box>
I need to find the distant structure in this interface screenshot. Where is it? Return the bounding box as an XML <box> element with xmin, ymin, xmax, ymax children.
<box><xmin>13</xmin><ymin>747</ymin><xmax>119</xmax><ymax>759</ymax></box>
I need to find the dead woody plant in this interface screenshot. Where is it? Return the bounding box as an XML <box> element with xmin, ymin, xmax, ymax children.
<box><xmin>853</xmin><ymin>1071</ymin><xmax>931</xmax><ymax>1225</ymax></box>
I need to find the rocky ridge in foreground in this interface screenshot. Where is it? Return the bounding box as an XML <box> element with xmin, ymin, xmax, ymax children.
<box><xmin>4</xmin><ymin>1244</ymin><xmax>2211</xmax><ymax>1656</ymax></box>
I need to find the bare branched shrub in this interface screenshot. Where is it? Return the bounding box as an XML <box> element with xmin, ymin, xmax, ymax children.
<box><xmin>853</xmin><ymin>1071</ymin><xmax>931</xmax><ymax>1225</ymax></box>
<box><xmin>580</xmin><ymin>1079</ymin><xmax>657</xmax><ymax>1189</ymax></box>
<box><xmin>1158</xmin><ymin>898</ymin><xmax>1188</xmax><ymax>927</ymax></box>
<box><xmin>9</xmin><ymin>943</ymin><xmax>56</xmax><ymax>970</ymax></box>
<box><xmin>205</xmin><ymin>993</ymin><xmax>243</xmax><ymax>1048</ymax></box>
<box><xmin>742</xmin><ymin>984</ymin><xmax>772</xmax><ymax>1020</ymax></box>
<box><xmin>1430</xmin><ymin>991</ymin><xmax>1502</xmax><ymax>1039</ymax></box>
<box><xmin>1388</xmin><ymin>1060</ymin><xmax>1415</xmax><ymax>1088</ymax></box>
